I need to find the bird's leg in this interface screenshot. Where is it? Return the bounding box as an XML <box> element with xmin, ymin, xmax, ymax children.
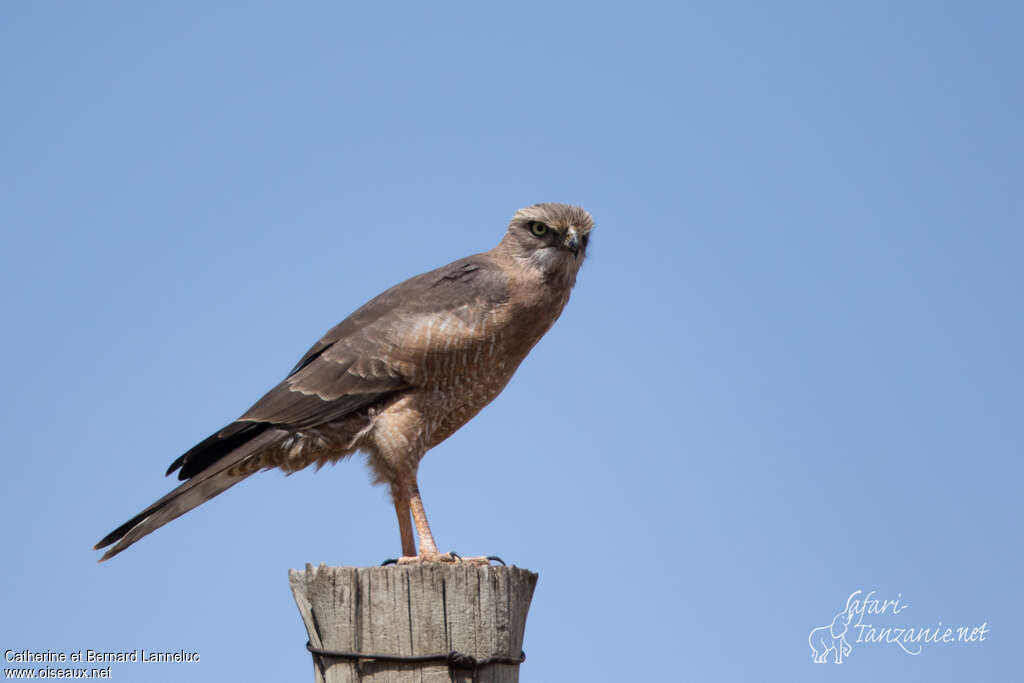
<box><xmin>399</xmin><ymin>481</ymin><xmax>491</xmax><ymax>565</ymax></box>
<box><xmin>408</xmin><ymin>483</ymin><xmax>440</xmax><ymax>557</ymax></box>
<box><xmin>391</xmin><ymin>488</ymin><xmax>415</xmax><ymax>558</ymax></box>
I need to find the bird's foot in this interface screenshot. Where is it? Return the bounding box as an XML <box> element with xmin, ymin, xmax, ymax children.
<box><xmin>385</xmin><ymin>552</ymin><xmax>505</xmax><ymax>566</ymax></box>
<box><xmin>396</xmin><ymin>551</ymin><xmax>458</xmax><ymax>564</ymax></box>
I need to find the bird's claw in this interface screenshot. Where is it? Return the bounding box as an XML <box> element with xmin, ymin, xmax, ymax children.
<box><xmin>383</xmin><ymin>552</ymin><xmax>507</xmax><ymax>566</ymax></box>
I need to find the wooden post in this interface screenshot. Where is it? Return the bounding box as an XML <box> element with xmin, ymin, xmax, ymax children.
<box><xmin>289</xmin><ymin>564</ymin><xmax>538</xmax><ymax>683</ymax></box>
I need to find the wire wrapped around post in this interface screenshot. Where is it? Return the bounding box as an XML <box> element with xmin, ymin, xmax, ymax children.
<box><xmin>305</xmin><ymin>642</ymin><xmax>526</xmax><ymax>683</ymax></box>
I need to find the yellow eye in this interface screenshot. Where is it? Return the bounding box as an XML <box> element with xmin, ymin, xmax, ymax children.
<box><xmin>529</xmin><ymin>222</ymin><xmax>548</xmax><ymax>237</ymax></box>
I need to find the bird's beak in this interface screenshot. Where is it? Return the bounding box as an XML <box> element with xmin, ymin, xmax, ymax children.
<box><xmin>565</xmin><ymin>227</ymin><xmax>581</xmax><ymax>256</ymax></box>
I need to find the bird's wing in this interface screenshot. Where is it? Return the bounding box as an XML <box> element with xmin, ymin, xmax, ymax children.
<box><xmin>166</xmin><ymin>255</ymin><xmax>509</xmax><ymax>480</ymax></box>
<box><xmin>236</xmin><ymin>255</ymin><xmax>509</xmax><ymax>429</ymax></box>
<box><xmin>285</xmin><ymin>256</ymin><xmax>510</xmax><ymax>375</ymax></box>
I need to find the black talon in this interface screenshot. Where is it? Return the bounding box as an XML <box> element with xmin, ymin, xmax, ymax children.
<box><xmin>486</xmin><ymin>556</ymin><xmax>506</xmax><ymax>566</ymax></box>
<box><xmin>381</xmin><ymin>558</ymin><xmax>398</xmax><ymax>566</ymax></box>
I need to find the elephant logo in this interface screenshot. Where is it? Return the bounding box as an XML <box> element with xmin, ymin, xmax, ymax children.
<box><xmin>808</xmin><ymin>608</ymin><xmax>854</xmax><ymax>663</ymax></box>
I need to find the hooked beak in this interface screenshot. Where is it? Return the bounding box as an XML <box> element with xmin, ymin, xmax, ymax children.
<box><xmin>565</xmin><ymin>227</ymin><xmax>581</xmax><ymax>256</ymax></box>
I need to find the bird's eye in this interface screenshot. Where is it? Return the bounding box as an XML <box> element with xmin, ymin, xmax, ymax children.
<box><xmin>529</xmin><ymin>222</ymin><xmax>548</xmax><ymax>237</ymax></box>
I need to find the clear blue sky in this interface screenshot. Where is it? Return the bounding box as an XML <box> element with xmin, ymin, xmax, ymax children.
<box><xmin>1</xmin><ymin>2</ymin><xmax>1020</xmax><ymax>681</ymax></box>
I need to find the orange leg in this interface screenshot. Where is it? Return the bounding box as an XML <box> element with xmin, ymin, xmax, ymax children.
<box><xmin>409</xmin><ymin>483</ymin><xmax>439</xmax><ymax>557</ymax></box>
<box><xmin>392</xmin><ymin>490</ymin><xmax>415</xmax><ymax>558</ymax></box>
<box><xmin>396</xmin><ymin>482</ymin><xmax>491</xmax><ymax>565</ymax></box>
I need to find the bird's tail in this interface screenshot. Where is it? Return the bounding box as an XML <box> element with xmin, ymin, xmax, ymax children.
<box><xmin>93</xmin><ymin>427</ymin><xmax>282</xmax><ymax>561</ymax></box>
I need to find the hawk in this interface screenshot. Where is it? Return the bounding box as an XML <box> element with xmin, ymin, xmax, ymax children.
<box><xmin>95</xmin><ymin>203</ymin><xmax>594</xmax><ymax>562</ymax></box>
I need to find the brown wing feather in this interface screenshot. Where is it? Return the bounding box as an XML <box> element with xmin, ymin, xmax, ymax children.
<box><xmin>173</xmin><ymin>256</ymin><xmax>508</xmax><ymax>479</ymax></box>
<box><xmin>239</xmin><ymin>256</ymin><xmax>508</xmax><ymax>429</ymax></box>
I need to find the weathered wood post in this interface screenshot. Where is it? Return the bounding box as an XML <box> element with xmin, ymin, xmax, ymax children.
<box><xmin>290</xmin><ymin>564</ymin><xmax>538</xmax><ymax>683</ymax></box>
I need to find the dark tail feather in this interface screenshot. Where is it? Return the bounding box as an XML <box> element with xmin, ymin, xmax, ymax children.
<box><xmin>94</xmin><ymin>428</ymin><xmax>282</xmax><ymax>561</ymax></box>
<box><xmin>165</xmin><ymin>421</ymin><xmax>272</xmax><ymax>480</ymax></box>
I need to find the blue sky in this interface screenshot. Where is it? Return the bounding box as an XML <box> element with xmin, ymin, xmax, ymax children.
<box><xmin>1</xmin><ymin>2</ymin><xmax>1020</xmax><ymax>681</ymax></box>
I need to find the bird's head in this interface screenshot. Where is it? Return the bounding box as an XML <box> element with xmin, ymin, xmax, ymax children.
<box><xmin>498</xmin><ymin>203</ymin><xmax>594</xmax><ymax>285</ymax></box>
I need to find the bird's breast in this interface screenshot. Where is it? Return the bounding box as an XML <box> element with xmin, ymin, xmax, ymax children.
<box><xmin>408</xmin><ymin>296</ymin><xmax>569</xmax><ymax>447</ymax></box>
<box><xmin>367</xmin><ymin>274</ymin><xmax>571</xmax><ymax>458</ymax></box>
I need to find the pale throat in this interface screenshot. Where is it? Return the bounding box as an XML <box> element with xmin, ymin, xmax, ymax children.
<box><xmin>521</xmin><ymin>247</ymin><xmax>581</xmax><ymax>280</ymax></box>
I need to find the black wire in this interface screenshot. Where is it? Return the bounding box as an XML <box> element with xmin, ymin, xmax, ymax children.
<box><xmin>305</xmin><ymin>641</ymin><xmax>525</xmax><ymax>669</ymax></box>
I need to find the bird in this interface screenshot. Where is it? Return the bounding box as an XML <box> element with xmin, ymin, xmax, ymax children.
<box><xmin>94</xmin><ymin>203</ymin><xmax>594</xmax><ymax>562</ymax></box>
